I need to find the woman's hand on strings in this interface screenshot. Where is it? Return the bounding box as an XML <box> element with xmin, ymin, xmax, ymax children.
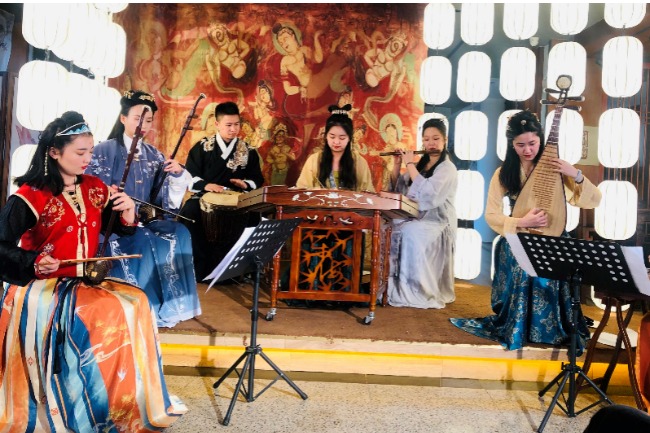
<box><xmin>550</xmin><ymin>158</ymin><xmax>579</xmax><ymax>178</ymax></box>
<box><xmin>109</xmin><ymin>185</ymin><xmax>136</xmax><ymax>223</ymax></box>
<box><xmin>519</xmin><ymin>207</ymin><xmax>548</xmax><ymax>228</ymax></box>
<box><xmin>163</xmin><ymin>159</ymin><xmax>184</xmax><ymax>175</ymax></box>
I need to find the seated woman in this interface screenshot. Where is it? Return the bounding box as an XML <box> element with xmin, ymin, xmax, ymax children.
<box><xmin>387</xmin><ymin>118</ymin><xmax>457</xmax><ymax>309</ymax></box>
<box><xmin>293</xmin><ymin>104</ymin><xmax>374</xmax><ymax>293</ymax></box>
<box><xmin>296</xmin><ymin>104</ymin><xmax>374</xmax><ymax>191</ymax></box>
<box><xmin>0</xmin><ymin>111</ymin><xmax>185</xmax><ymax>431</ymax></box>
<box><xmin>87</xmin><ymin>90</ymin><xmax>201</xmax><ymax>328</ymax></box>
<box><xmin>450</xmin><ymin>110</ymin><xmax>602</xmax><ymax>354</ymax></box>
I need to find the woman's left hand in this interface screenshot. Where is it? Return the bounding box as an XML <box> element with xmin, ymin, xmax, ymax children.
<box><xmin>163</xmin><ymin>159</ymin><xmax>184</xmax><ymax>175</ymax></box>
<box><xmin>109</xmin><ymin>185</ymin><xmax>136</xmax><ymax>222</ymax></box>
<box><xmin>550</xmin><ymin>158</ymin><xmax>579</xmax><ymax>178</ymax></box>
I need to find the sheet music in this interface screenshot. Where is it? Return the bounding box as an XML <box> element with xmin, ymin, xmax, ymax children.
<box><xmin>204</xmin><ymin>226</ymin><xmax>255</xmax><ymax>292</ymax></box>
<box><xmin>621</xmin><ymin>246</ymin><xmax>650</xmax><ymax>296</ymax></box>
<box><xmin>505</xmin><ymin>233</ymin><xmax>538</xmax><ymax>277</ymax></box>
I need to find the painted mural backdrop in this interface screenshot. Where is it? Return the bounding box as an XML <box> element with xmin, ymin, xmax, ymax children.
<box><xmin>114</xmin><ymin>3</ymin><xmax>426</xmax><ymax>190</ymax></box>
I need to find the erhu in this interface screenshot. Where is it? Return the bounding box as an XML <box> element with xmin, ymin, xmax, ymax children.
<box><xmin>511</xmin><ymin>74</ymin><xmax>584</xmax><ymax>237</ymax></box>
<box><xmin>84</xmin><ymin>106</ymin><xmax>149</xmax><ymax>284</ymax></box>
<box><xmin>139</xmin><ymin>93</ymin><xmax>206</xmax><ymax>223</ymax></box>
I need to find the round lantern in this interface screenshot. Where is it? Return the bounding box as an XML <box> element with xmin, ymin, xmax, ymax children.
<box><xmin>602</xmin><ymin>36</ymin><xmax>643</xmax><ymax>98</ymax></box>
<box><xmin>455</xmin><ymin>228</ymin><xmax>482</xmax><ymax>280</ymax></box>
<box><xmin>550</xmin><ymin>3</ymin><xmax>589</xmax><ymax>35</ymax></box>
<box><xmin>455</xmin><ymin>170</ymin><xmax>485</xmax><ymax>221</ymax></box>
<box><xmin>503</xmin><ymin>3</ymin><xmax>539</xmax><ymax>40</ymax></box>
<box><xmin>455</xmin><ymin>110</ymin><xmax>487</xmax><ymax>161</ymax></box>
<box><xmin>423</xmin><ymin>3</ymin><xmax>455</xmax><ymax>50</ymax></box>
<box><xmin>547</xmin><ymin>42</ymin><xmax>586</xmax><ymax>97</ymax></box>
<box><xmin>457</xmin><ymin>51</ymin><xmax>491</xmax><ymax>103</ymax></box>
<box><xmin>598</xmin><ymin>108</ymin><xmax>640</xmax><ymax>168</ymax></box>
<box><xmin>499</xmin><ymin>47</ymin><xmax>536</xmax><ymax>101</ymax></box>
<box><xmin>496</xmin><ymin>110</ymin><xmax>521</xmax><ymax>161</ymax></box>
<box><xmin>22</xmin><ymin>3</ymin><xmax>71</xmax><ymax>51</ymax></box>
<box><xmin>461</xmin><ymin>3</ymin><xmax>494</xmax><ymax>46</ymax></box>
<box><xmin>595</xmin><ymin>181</ymin><xmax>637</xmax><ymax>240</ymax></box>
<box><xmin>604</xmin><ymin>3</ymin><xmax>646</xmax><ymax>29</ymax></box>
<box><xmin>16</xmin><ymin>61</ymin><xmax>68</xmax><ymax>131</ymax></box>
<box><xmin>420</xmin><ymin>56</ymin><xmax>452</xmax><ymax>106</ymax></box>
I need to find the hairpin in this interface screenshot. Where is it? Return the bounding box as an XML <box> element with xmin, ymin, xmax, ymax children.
<box><xmin>123</xmin><ymin>90</ymin><xmax>156</xmax><ymax>102</ymax></box>
<box><xmin>56</xmin><ymin>122</ymin><xmax>92</xmax><ymax>137</ymax></box>
<box><xmin>521</xmin><ymin>120</ymin><xmax>527</xmax><ymax>126</ymax></box>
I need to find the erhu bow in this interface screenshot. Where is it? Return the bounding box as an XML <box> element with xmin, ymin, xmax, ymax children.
<box><xmin>140</xmin><ymin>93</ymin><xmax>206</xmax><ymax>223</ymax></box>
<box><xmin>84</xmin><ymin>106</ymin><xmax>149</xmax><ymax>284</ymax></box>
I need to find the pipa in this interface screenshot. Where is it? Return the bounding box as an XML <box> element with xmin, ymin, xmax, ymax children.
<box><xmin>511</xmin><ymin>75</ymin><xmax>583</xmax><ymax>237</ymax></box>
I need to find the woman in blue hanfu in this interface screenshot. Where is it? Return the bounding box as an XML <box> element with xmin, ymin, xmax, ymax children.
<box><xmin>87</xmin><ymin>90</ymin><xmax>201</xmax><ymax>327</ymax></box>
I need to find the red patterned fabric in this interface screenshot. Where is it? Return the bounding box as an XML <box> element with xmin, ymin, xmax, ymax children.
<box><xmin>14</xmin><ymin>175</ymin><xmax>109</xmax><ymax>278</ymax></box>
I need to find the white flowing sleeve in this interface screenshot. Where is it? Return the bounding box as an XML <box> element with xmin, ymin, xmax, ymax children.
<box><xmin>167</xmin><ymin>169</ymin><xmax>193</xmax><ymax>210</ymax></box>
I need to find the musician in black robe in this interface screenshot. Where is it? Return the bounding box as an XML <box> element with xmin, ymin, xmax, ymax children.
<box><xmin>180</xmin><ymin>101</ymin><xmax>264</xmax><ymax>280</ymax></box>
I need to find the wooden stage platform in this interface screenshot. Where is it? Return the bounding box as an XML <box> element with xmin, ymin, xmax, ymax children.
<box><xmin>159</xmin><ymin>280</ymin><xmax>643</xmax><ymax>390</ymax></box>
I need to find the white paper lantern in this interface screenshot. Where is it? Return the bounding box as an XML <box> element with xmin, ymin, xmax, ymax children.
<box><xmin>16</xmin><ymin>61</ymin><xmax>69</xmax><ymax>131</ymax></box>
<box><xmin>550</xmin><ymin>4</ymin><xmax>589</xmax><ymax>35</ymax></box>
<box><xmin>457</xmin><ymin>51</ymin><xmax>491</xmax><ymax>103</ymax></box>
<box><xmin>91</xmin><ymin>84</ymin><xmax>122</xmax><ymax>143</ymax></box>
<box><xmin>53</xmin><ymin>3</ymin><xmax>93</xmax><ymax>63</ymax></box>
<box><xmin>65</xmin><ymin>73</ymin><xmax>98</xmax><ymax>129</ymax></box>
<box><xmin>73</xmin><ymin>7</ymin><xmax>111</xmax><ymax>71</ymax></box>
<box><xmin>595</xmin><ymin>181</ymin><xmax>637</xmax><ymax>240</ymax></box>
<box><xmin>598</xmin><ymin>108</ymin><xmax>640</xmax><ymax>168</ymax></box>
<box><xmin>604</xmin><ymin>3</ymin><xmax>646</xmax><ymax>29</ymax></box>
<box><xmin>89</xmin><ymin>22</ymin><xmax>127</xmax><ymax>78</ymax></box>
<box><xmin>22</xmin><ymin>3</ymin><xmax>71</xmax><ymax>51</ymax></box>
<box><xmin>417</xmin><ymin>113</ymin><xmax>450</xmax><ymax>150</ymax></box>
<box><xmin>602</xmin><ymin>36</ymin><xmax>643</xmax><ymax>98</ymax></box>
<box><xmin>420</xmin><ymin>56</ymin><xmax>452</xmax><ymax>106</ymax></box>
<box><xmin>455</xmin><ymin>110</ymin><xmax>487</xmax><ymax>161</ymax></box>
<box><xmin>545</xmin><ymin>109</ymin><xmax>583</xmax><ymax>165</ymax></box>
<box><xmin>503</xmin><ymin>3</ymin><xmax>539</xmax><ymax>40</ymax></box>
<box><xmin>455</xmin><ymin>170</ymin><xmax>485</xmax><ymax>220</ymax></box>
<box><xmin>547</xmin><ymin>42</ymin><xmax>587</xmax><ymax>97</ymax></box>
<box><xmin>423</xmin><ymin>3</ymin><xmax>455</xmax><ymax>50</ymax></box>
<box><xmin>461</xmin><ymin>3</ymin><xmax>494</xmax><ymax>46</ymax></box>
<box><xmin>496</xmin><ymin>109</ymin><xmax>521</xmax><ymax>161</ymax></box>
<box><xmin>455</xmin><ymin>228</ymin><xmax>482</xmax><ymax>280</ymax></box>
<box><xmin>499</xmin><ymin>47</ymin><xmax>536</xmax><ymax>101</ymax></box>
<box><xmin>566</xmin><ymin>203</ymin><xmax>580</xmax><ymax>232</ymax></box>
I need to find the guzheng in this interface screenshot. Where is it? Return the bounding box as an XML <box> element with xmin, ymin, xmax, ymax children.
<box><xmin>237</xmin><ymin>185</ymin><xmax>419</xmax><ymax>219</ymax></box>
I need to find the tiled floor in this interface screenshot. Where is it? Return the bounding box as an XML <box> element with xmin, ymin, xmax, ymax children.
<box><xmin>162</xmin><ymin>367</ymin><xmax>637</xmax><ymax>433</ymax></box>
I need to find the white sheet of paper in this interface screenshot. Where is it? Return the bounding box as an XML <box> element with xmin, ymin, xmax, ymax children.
<box><xmin>621</xmin><ymin>246</ymin><xmax>650</xmax><ymax>296</ymax></box>
<box><xmin>204</xmin><ymin>226</ymin><xmax>255</xmax><ymax>292</ymax></box>
<box><xmin>504</xmin><ymin>233</ymin><xmax>538</xmax><ymax>277</ymax></box>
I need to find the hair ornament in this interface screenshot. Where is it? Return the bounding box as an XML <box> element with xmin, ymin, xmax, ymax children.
<box><xmin>123</xmin><ymin>89</ymin><xmax>156</xmax><ymax>103</ymax></box>
<box><xmin>56</xmin><ymin>122</ymin><xmax>92</xmax><ymax>137</ymax></box>
<box><xmin>521</xmin><ymin>120</ymin><xmax>527</xmax><ymax>126</ymax></box>
<box><xmin>328</xmin><ymin>104</ymin><xmax>352</xmax><ymax>117</ymax></box>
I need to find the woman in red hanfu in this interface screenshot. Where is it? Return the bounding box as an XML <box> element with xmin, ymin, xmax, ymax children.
<box><xmin>0</xmin><ymin>111</ymin><xmax>186</xmax><ymax>432</ymax></box>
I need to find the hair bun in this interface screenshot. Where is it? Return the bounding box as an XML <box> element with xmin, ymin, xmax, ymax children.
<box><xmin>328</xmin><ymin>104</ymin><xmax>352</xmax><ymax>116</ymax></box>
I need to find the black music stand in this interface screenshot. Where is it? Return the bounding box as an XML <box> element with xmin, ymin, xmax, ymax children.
<box><xmin>504</xmin><ymin>233</ymin><xmax>649</xmax><ymax>432</ymax></box>
<box><xmin>208</xmin><ymin>218</ymin><xmax>307</xmax><ymax>426</ymax></box>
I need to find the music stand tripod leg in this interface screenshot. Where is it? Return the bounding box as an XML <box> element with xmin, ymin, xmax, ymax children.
<box><xmin>212</xmin><ymin>257</ymin><xmax>308</xmax><ymax>426</ymax></box>
<box><xmin>537</xmin><ymin>271</ymin><xmax>613</xmax><ymax>433</ymax></box>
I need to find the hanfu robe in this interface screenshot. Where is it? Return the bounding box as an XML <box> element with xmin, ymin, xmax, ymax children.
<box><xmin>450</xmin><ymin>166</ymin><xmax>602</xmax><ymax>355</ymax></box>
<box><xmin>0</xmin><ymin>175</ymin><xmax>186</xmax><ymax>432</ymax></box>
<box><xmin>180</xmin><ymin>134</ymin><xmax>264</xmax><ymax>280</ymax></box>
<box><xmin>387</xmin><ymin>158</ymin><xmax>458</xmax><ymax>309</ymax></box>
<box><xmin>88</xmin><ymin>137</ymin><xmax>201</xmax><ymax>328</ymax></box>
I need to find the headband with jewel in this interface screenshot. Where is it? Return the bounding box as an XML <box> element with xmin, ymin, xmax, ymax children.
<box><xmin>56</xmin><ymin>122</ymin><xmax>92</xmax><ymax>137</ymax></box>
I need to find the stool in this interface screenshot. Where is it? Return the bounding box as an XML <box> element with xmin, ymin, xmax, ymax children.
<box><xmin>579</xmin><ymin>293</ymin><xmax>649</xmax><ymax>412</ymax></box>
